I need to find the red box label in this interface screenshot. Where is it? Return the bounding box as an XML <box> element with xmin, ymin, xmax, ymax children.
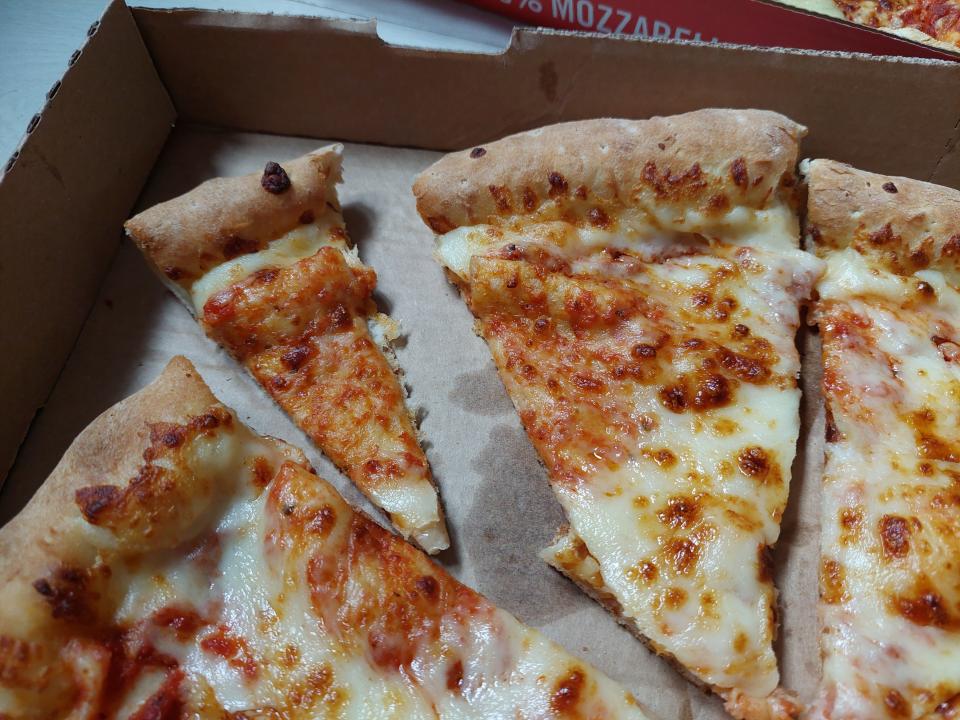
<box><xmin>465</xmin><ymin>0</ymin><xmax>957</xmax><ymax>60</ymax></box>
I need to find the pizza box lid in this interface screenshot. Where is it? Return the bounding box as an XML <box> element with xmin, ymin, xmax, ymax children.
<box><xmin>463</xmin><ymin>0</ymin><xmax>960</xmax><ymax>60</ymax></box>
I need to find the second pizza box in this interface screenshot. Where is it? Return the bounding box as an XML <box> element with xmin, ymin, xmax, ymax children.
<box><xmin>1</xmin><ymin>2</ymin><xmax>959</xmax><ymax>717</ymax></box>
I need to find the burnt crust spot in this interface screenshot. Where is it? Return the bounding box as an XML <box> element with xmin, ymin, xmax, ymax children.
<box><xmin>488</xmin><ymin>185</ymin><xmax>513</xmax><ymax>214</ymax></box>
<box><xmin>882</xmin><ymin>182</ymin><xmax>898</xmax><ymax>194</ymax></box>
<box><xmin>869</xmin><ymin>223</ymin><xmax>897</xmax><ymax>246</ymax></box>
<box><xmin>469</xmin><ymin>147</ymin><xmax>486</xmax><ymax>158</ymax></box>
<box><xmin>547</xmin><ymin>171</ymin><xmax>568</xmax><ymax>197</ymax></box>
<box><xmin>261</xmin><ymin>161</ymin><xmax>291</xmax><ymax>194</ymax></box>
<box><xmin>32</xmin><ymin>566</ymin><xmax>92</xmax><ymax>621</ymax></box>
<box><xmin>299</xmin><ymin>209</ymin><xmax>315</xmax><ymax>224</ymax></box>
<box><xmin>731</xmin><ymin>157</ymin><xmax>749</xmax><ymax>189</ymax></box>
<box><xmin>75</xmin><ymin>485</ymin><xmax>121</xmax><ymax>523</ymax></box>
<box><xmin>221</xmin><ymin>235</ymin><xmax>262</xmax><ymax>260</ymax></box>
<box><xmin>521</xmin><ymin>186</ymin><xmax>537</xmax><ymax>212</ymax></box>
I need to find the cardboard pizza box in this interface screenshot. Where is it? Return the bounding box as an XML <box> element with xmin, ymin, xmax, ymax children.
<box><xmin>0</xmin><ymin>2</ymin><xmax>958</xmax><ymax>717</ymax></box>
<box><xmin>464</xmin><ymin>0</ymin><xmax>960</xmax><ymax>60</ymax></box>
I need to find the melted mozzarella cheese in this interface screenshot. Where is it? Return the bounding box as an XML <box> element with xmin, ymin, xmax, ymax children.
<box><xmin>811</xmin><ymin>251</ymin><xmax>960</xmax><ymax>719</ymax></box>
<box><xmin>179</xmin><ymin>209</ymin><xmax>449</xmax><ymax>556</ymax></box>
<box><xmin>190</xmin><ymin>216</ymin><xmax>358</xmax><ymax>311</ymax></box>
<box><xmin>106</xmin><ymin>414</ymin><xmax>647</xmax><ymax>719</ymax></box>
<box><xmin>435</xmin><ymin>207</ymin><xmax>821</xmax><ymax>710</ymax></box>
<box><xmin>437</xmin><ymin>204</ymin><xmax>799</xmax><ymax>284</ymax></box>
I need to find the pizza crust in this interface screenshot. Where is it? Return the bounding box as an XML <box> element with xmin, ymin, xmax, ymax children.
<box><xmin>413</xmin><ymin>109</ymin><xmax>805</xmax><ymax>233</ymax></box>
<box><xmin>804</xmin><ymin>158</ymin><xmax>960</xmax><ymax>276</ymax></box>
<box><xmin>0</xmin><ymin>357</ymin><xmax>218</xmax><ymax>640</ymax></box>
<box><xmin>125</xmin><ymin>146</ymin><xmax>342</xmax><ymax>289</ymax></box>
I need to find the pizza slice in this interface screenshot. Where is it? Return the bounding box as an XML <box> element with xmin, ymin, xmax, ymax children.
<box><xmin>125</xmin><ymin>147</ymin><xmax>448</xmax><ymax>553</ymax></box>
<box><xmin>804</xmin><ymin>159</ymin><xmax>960</xmax><ymax>719</ymax></box>
<box><xmin>0</xmin><ymin>356</ymin><xmax>650</xmax><ymax>719</ymax></box>
<box><xmin>413</xmin><ymin>109</ymin><xmax>824</xmax><ymax>719</ymax></box>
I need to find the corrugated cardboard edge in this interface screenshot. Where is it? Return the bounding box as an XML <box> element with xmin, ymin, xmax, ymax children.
<box><xmin>131</xmin><ymin>7</ymin><xmax>960</xmax><ymax>187</ymax></box>
<box><xmin>0</xmin><ymin>0</ymin><xmax>176</xmax><ymax>487</ymax></box>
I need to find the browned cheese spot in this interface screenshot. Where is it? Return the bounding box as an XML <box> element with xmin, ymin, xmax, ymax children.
<box><xmin>733</xmin><ymin>631</ymin><xmax>749</xmax><ymax>654</ymax></box>
<box><xmin>414</xmin><ymin>575</ymin><xmax>440</xmax><ymax>601</ymax></box>
<box><xmin>917</xmin><ymin>280</ymin><xmax>936</xmax><ymax>299</ymax></box>
<box><xmin>588</xmin><ymin>206</ymin><xmax>611</xmax><ymax>229</ymax></box>
<box><xmin>658</xmin><ymin>496</ymin><xmax>700</xmax><ymax>530</ymax></box>
<box><xmin>664</xmin><ymin>587</ymin><xmax>687</xmax><ymax>609</ymax></box>
<box><xmin>693</xmin><ymin>374</ymin><xmax>731</xmax><ymax>410</ymax></box>
<box><xmin>633</xmin><ymin>343</ymin><xmax>657</xmax><ymax>359</ymax></box>
<box><xmin>880</xmin><ymin>515</ymin><xmax>911</xmax><ymax>559</ymax></box>
<box><xmin>839</xmin><ymin>506</ymin><xmax>863</xmax><ymax>545</ymax></box>
<box><xmin>629</xmin><ymin>559</ymin><xmax>659</xmax><ymax>585</ymax></box>
<box><xmin>757</xmin><ymin>544</ymin><xmax>774</xmax><ymax>583</ymax></box>
<box><xmin>446</xmin><ymin>659</ymin><xmax>464</xmax><ymax>693</ymax></box>
<box><xmin>666</xmin><ymin>537</ymin><xmax>700</xmax><ymax>575</ymax></box>
<box><xmin>551</xmin><ymin>668</ymin><xmax>585</xmax><ymax>715</ymax></box>
<box><xmin>737</xmin><ymin>447</ymin><xmax>771</xmax><ymax>482</ymax></box>
<box><xmin>884</xmin><ymin>689</ymin><xmax>908</xmax><ymax>717</ymax></box>
<box><xmin>282</xmin><ymin>345</ymin><xmax>312</xmax><ymax>372</ymax></box>
<box><xmin>659</xmin><ymin>383</ymin><xmax>688</xmax><ymax>413</ymax></box>
<box><xmin>822</xmin><ymin>559</ymin><xmax>846</xmax><ymax>604</ymax></box>
<box><xmin>892</xmin><ymin>578</ymin><xmax>957</xmax><ymax>629</ymax></box>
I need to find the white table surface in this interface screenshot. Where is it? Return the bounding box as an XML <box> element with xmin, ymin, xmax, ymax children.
<box><xmin>0</xmin><ymin>0</ymin><xmax>517</xmax><ymax>166</ymax></box>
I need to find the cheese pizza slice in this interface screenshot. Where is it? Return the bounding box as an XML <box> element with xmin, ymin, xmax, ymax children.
<box><xmin>805</xmin><ymin>159</ymin><xmax>960</xmax><ymax>719</ymax></box>
<box><xmin>125</xmin><ymin>147</ymin><xmax>448</xmax><ymax>553</ymax></box>
<box><xmin>0</xmin><ymin>356</ymin><xmax>649</xmax><ymax>719</ymax></box>
<box><xmin>414</xmin><ymin>109</ymin><xmax>824</xmax><ymax>719</ymax></box>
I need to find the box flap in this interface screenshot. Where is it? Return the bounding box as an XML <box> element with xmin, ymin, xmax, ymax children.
<box><xmin>0</xmin><ymin>0</ymin><xmax>175</xmax><ymax>485</ymax></box>
<box><xmin>133</xmin><ymin>7</ymin><xmax>960</xmax><ymax>186</ymax></box>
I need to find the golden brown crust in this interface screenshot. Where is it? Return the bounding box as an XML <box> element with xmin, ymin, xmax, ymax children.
<box><xmin>805</xmin><ymin>158</ymin><xmax>960</xmax><ymax>280</ymax></box>
<box><xmin>413</xmin><ymin>109</ymin><xmax>806</xmax><ymax>233</ymax></box>
<box><xmin>0</xmin><ymin>357</ymin><xmax>217</xmax><ymax>642</ymax></box>
<box><xmin>124</xmin><ymin>146</ymin><xmax>342</xmax><ymax>288</ymax></box>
